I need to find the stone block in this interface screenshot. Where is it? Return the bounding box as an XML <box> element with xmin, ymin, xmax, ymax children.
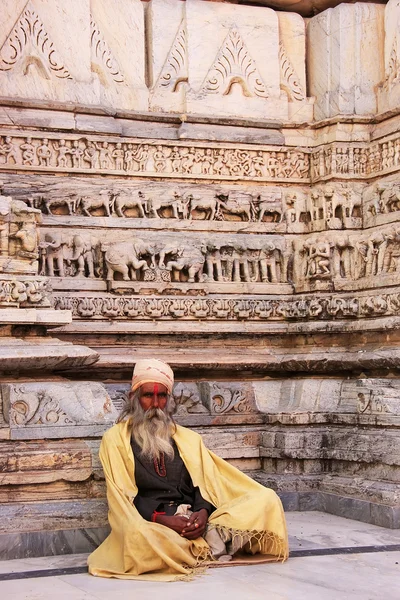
<box><xmin>0</xmin><ymin>0</ymin><xmax>93</xmax><ymax>104</ymax></box>
<box><xmin>0</xmin><ymin>440</ymin><xmax>92</xmax><ymax>485</ymax></box>
<box><xmin>185</xmin><ymin>0</ymin><xmax>288</xmax><ymax>120</ymax></box>
<box><xmin>378</xmin><ymin>0</ymin><xmax>400</xmax><ymax>114</ymax></box>
<box><xmin>148</xmin><ymin>0</ymin><xmax>187</xmax><ymax>113</ymax></box>
<box><xmin>308</xmin><ymin>3</ymin><xmax>385</xmax><ymax>120</ymax></box>
<box><xmin>90</xmin><ymin>0</ymin><xmax>148</xmax><ymax>111</ymax></box>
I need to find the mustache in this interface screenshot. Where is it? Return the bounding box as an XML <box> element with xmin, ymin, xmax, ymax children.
<box><xmin>144</xmin><ymin>407</ymin><xmax>168</xmax><ymax>421</ymax></box>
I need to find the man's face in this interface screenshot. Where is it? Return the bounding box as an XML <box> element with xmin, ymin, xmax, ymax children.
<box><xmin>138</xmin><ymin>382</ymin><xmax>168</xmax><ymax>413</ymax></box>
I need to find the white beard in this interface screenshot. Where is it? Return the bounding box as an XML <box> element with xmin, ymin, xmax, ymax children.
<box><xmin>131</xmin><ymin>405</ymin><xmax>175</xmax><ymax>461</ymax></box>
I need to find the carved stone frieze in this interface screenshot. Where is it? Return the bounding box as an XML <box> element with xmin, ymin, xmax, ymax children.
<box><xmin>0</xmin><ymin>133</ymin><xmax>310</xmax><ymax>182</ymax></box>
<box><xmin>53</xmin><ymin>289</ymin><xmax>400</xmax><ymax>321</ymax></box>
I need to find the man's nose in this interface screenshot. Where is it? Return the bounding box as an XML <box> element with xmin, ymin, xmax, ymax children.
<box><xmin>152</xmin><ymin>394</ymin><xmax>159</xmax><ymax>407</ymax></box>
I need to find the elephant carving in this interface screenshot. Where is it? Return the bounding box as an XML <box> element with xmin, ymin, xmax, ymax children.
<box><xmin>101</xmin><ymin>240</ymin><xmax>155</xmax><ymax>281</ymax></box>
<box><xmin>160</xmin><ymin>243</ymin><xmax>206</xmax><ymax>283</ymax></box>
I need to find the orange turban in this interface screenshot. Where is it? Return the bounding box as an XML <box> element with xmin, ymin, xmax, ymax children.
<box><xmin>131</xmin><ymin>359</ymin><xmax>174</xmax><ymax>394</ymax></box>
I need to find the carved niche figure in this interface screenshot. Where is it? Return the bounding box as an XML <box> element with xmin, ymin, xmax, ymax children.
<box><xmin>159</xmin><ymin>243</ymin><xmax>206</xmax><ymax>283</ymax></box>
<box><xmin>332</xmin><ymin>236</ymin><xmax>354</xmax><ymax>279</ymax></box>
<box><xmin>304</xmin><ymin>237</ymin><xmax>332</xmax><ymax>280</ymax></box>
<box><xmin>101</xmin><ymin>239</ymin><xmax>155</xmax><ymax>281</ymax></box>
<box><xmin>365</xmin><ymin>230</ymin><xmax>389</xmax><ymax>277</ymax></box>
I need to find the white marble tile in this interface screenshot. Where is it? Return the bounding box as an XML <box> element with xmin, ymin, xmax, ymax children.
<box><xmin>287</xmin><ymin>511</ymin><xmax>400</xmax><ymax>549</ymax></box>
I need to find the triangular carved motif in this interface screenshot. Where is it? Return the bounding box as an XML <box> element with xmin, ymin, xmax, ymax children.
<box><xmin>200</xmin><ymin>27</ymin><xmax>268</xmax><ymax>98</ymax></box>
<box><xmin>279</xmin><ymin>42</ymin><xmax>305</xmax><ymax>102</ymax></box>
<box><xmin>154</xmin><ymin>19</ymin><xmax>188</xmax><ymax>92</ymax></box>
<box><xmin>90</xmin><ymin>17</ymin><xmax>125</xmax><ymax>85</ymax></box>
<box><xmin>0</xmin><ymin>1</ymin><xmax>72</xmax><ymax>80</ymax></box>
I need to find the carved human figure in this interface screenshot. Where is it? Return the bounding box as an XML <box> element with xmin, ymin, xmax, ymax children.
<box><xmin>124</xmin><ymin>144</ymin><xmax>135</xmax><ymax>171</ymax></box>
<box><xmin>213</xmin><ymin>149</ymin><xmax>226</xmax><ymax>175</ymax></box>
<box><xmin>53</xmin><ymin>139</ymin><xmax>69</xmax><ymax>168</ymax></box>
<box><xmin>259</xmin><ymin>242</ymin><xmax>279</xmax><ymax>283</ymax></box>
<box><xmin>1</xmin><ymin>137</ymin><xmax>17</xmax><ymax>165</ymax></box>
<box><xmin>70</xmin><ymin>140</ymin><xmax>84</xmax><ymax>168</ymax></box>
<box><xmin>83</xmin><ymin>141</ymin><xmax>98</xmax><ymax>169</ymax></box>
<box><xmin>305</xmin><ymin>238</ymin><xmax>332</xmax><ymax>279</ymax></box>
<box><xmin>11</xmin><ymin>221</ymin><xmax>39</xmax><ymax>256</ymax></box>
<box><xmin>170</xmin><ymin>147</ymin><xmax>181</xmax><ymax>173</ymax></box>
<box><xmin>40</xmin><ymin>232</ymin><xmax>66</xmax><ymax>277</ymax></box>
<box><xmin>202</xmin><ymin>149</ymin><xmax>214</xmax><ymax>174</ymax></box>
<box><xmin>112</xmin><ymin>143</ymin><xmax>124</xmax><ymax>170</ymax></box>
<box><xmin>20</xmin><ymin>137</ymin><xmax>35</xmax><ymax>166</ymax></box>
<box><xmin>153</xmin><ymin>146</ymin><xmax>166</xmax><ymax>173</ymax></box>
<box><xmin>251</xmin><ymin>151</ymin><xmax>264</xmax><ymax>177</ymax></box>
<box><xmin>36</xmin><ymin>139</ymin><xmax>52</xmax><ymax>166</ymax></box>
<box><xmin>96</xmin><ymin>142</ymin><xmax>112</xmax><ymax>169</ymax></box>
<box><xmin>332</xmin><ymin>236</ymin><xmax>354</xmax><ymax>279</ymax></box>
<box><xmin>180</xmin><ymin>148</ymin><xmax>195</xmax><ymax>173</ymax></box>
<box><xmin>134</xmin><ymin>144</ymin><xmax>150</xmax><ymax>172</ymax></box>
<box><xmin>265</xmin><ymin>152</ymin><xmax>278</xmax><ymax>178</ymax></box>
<box><xmin>366</xmin><ymin>231</ymin><xmax>388</xmax><ymax>277</ymax></box>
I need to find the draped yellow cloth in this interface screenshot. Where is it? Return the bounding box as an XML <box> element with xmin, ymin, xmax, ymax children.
<box><xmin>88</xmin><ymin>420</ymin><xmax>289</xmax><ymax>581</ymax></box>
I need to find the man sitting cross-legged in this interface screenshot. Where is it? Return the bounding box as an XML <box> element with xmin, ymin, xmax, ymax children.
<box><xmin>88</xmin><ymin>359</ymin><xmax>288</xmax><ymax>581</ymax></box>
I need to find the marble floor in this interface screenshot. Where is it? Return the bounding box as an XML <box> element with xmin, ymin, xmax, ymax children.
<box><xmin>0</xmin><ymin>512</ymin><xmax>399</xmax><ymax>600</ymax></box>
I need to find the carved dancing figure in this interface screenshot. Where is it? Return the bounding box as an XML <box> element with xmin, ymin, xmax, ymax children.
<box><xmin>20</xmin><ymin>137</ymin><xmax>35</xmax><ymax>166</ymax></box>
<box><xmin>36</xmin><ymin>139</ymin><xmax>52</xmax><ymax>166</ymax></box>
<box><xmin>1</xmin><ymin>137</ymin><xmax>17</xmax><ymax>165</ymax></box>
<box><xmin>53</xmin><ymin>139</ymin><xmax>69</xmax><ymax>168</ymax></box>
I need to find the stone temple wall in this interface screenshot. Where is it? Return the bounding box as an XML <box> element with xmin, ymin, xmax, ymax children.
<box><xmin>0</xmin><ymin>0</ymin><xmax>399</xmax><ymax>559</ymax></box>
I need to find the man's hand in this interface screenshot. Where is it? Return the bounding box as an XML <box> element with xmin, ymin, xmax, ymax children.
<box><xmin>155</xmin><ymin>514</ymin><xmax>191</xmax><ymax>535</ymax></box>
<box><xmin>181</xmin><ymin>509</ymin><xmax>208</xmax><ymax>540</ymax></box>
<box><xmin>155</xmin><ymin>509</ymin><xmax>208</xmax><ymax>540</ymax></box>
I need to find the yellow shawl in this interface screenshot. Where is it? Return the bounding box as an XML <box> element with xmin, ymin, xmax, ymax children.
<box><xmin>88</xmin><ymin>420</ymin><xmax>289</xmax><ymax>581</ymax></box>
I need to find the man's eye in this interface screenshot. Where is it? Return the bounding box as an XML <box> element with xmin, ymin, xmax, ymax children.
<box><xmin>159</xmin><ymin>393</ymin><xmax>167</xmax><ymax>398</ymax></box>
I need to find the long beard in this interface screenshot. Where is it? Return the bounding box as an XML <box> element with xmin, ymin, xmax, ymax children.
<box><xmin>131</xmin><ymin>405</ymin><xmax>175</xmax><ymax>461</ymax></box>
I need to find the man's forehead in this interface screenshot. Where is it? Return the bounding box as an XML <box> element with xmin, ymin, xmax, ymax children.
<box><xmin>140</xmin><ymin>382</ymin><xmax>168</xmax><ymax>393</ymax></box>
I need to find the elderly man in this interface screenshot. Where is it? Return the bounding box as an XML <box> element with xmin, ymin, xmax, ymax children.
<box><xmin>88</xmin><ymin>359</ymin><xmax>288</xmax><ymax>581</ymax></box>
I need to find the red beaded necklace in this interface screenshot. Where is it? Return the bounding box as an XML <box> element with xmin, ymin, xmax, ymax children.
<box><xmin>153</xmin><ymin>452</ymin><xmax>166</xmax><ymax>477</ymax></box>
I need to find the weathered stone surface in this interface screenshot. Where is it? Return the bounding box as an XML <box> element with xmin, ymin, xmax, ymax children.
<box><xmin>2</xmin><ymin>382</ymin><xmax>117</xmax><ymax>439</ymax></box>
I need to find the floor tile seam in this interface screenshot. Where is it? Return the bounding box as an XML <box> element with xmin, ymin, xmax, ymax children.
<box><xmin>1</xmin><ymin>544</ymin><xmax>399</xmax><ymax>581</ymax></box>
